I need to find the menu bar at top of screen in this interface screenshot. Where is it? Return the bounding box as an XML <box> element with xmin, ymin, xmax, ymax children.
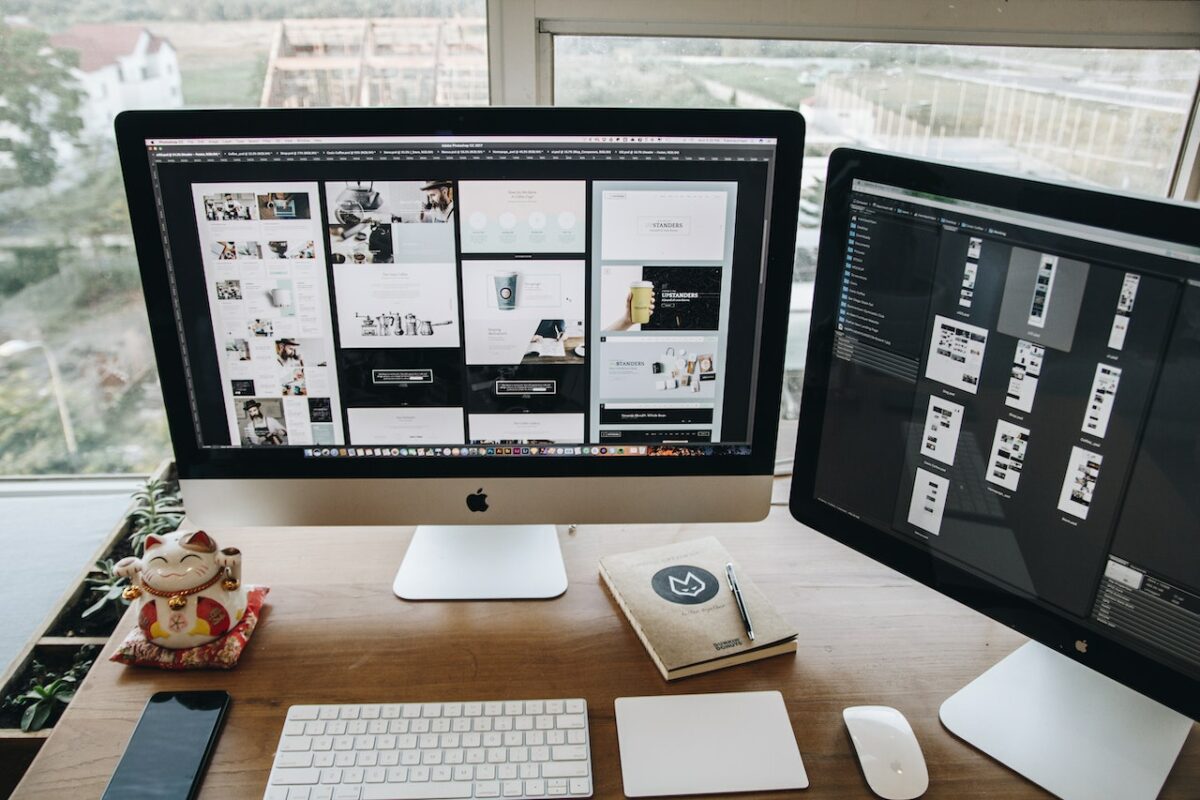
<box><xmin>146</xmin><ymin>138</ymin><xmax>778</xmax><ymax>164</ymax></box>
<box><xmin>147</xmin><ymin>136</ymin><xmax>777</xmax><ymax>146</ymax></box>
<box><xmin>852</xmin><ymin>179</ymin><xmax>1200</xmax><ymax>266</ymax></box>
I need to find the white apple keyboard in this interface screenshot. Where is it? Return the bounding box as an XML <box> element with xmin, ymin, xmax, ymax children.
<box><xmin>263</xmin><ymin>699</ymin><xmax>593</xmax><ymax>800</ymax></box>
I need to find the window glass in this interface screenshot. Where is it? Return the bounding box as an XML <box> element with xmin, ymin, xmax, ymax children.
<box><xmin>554</xmin><ymin>36</ymin><xmax>1200</xmax><ymax>420</ymax></box>
<box><xmin>0</xmin><ymin>2</ymin><xmax>487</xmax><ymax>475</ymax></box>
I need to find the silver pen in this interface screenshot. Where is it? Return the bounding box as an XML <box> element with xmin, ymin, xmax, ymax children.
<box><xmin>725</xmin><ymin>562</ymin><xmax>755</xmax><ymax>642</ymax></box>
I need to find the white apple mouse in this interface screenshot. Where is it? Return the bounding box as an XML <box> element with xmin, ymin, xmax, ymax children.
<box><xmin>843</xmin><ymin>705</ymin><xmax>929</xmax><ymax>799</ymax></box>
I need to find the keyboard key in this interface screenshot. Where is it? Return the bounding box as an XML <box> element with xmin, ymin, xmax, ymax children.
<box><xmin>525</xmin><ymin>701</ymin><xmax>544</xmax><ymax>715</ymax></box>
<box><xmin>277</xmin><ymin>752</ymin><xmax>315</xmax><ymax>769</ymax></box>
<box><xmin>340</xmin><ymin>706</ymin><xmax>361</xmax><ymax>720</ymax></box>
<box><xmin>502</xmin><ymin>779</ymin><xmax>522</xmax><ymax>797</ymax></box>
<box><xmin>362</xmin><ymin>784</ymin><xmax>471</xmax><ymax>799</ymax></box>
<box><xmin>564</xmin><ymin>700</ymin><xmax>585</xmax><ymax>714</ymax></box>
<box><xmin>271</xmin><ymin>768</ymin><xmax>321</xmax><ymax>785</ymax></box>
<box><xmin>431</xmin><ymin>766</ymin><xmax>452</xmax><ymax>782</ymax></box>
<box><xmin>333</xmin><ymin>787</ymin><xmax>361</xmax><ymax>800</ymax></box>
<box><xmin>362</xmin><ymin>705</ymin><xmax>381</xmax><ymax>719</ymax></box>
<box><xmin>566</xmin><ymin>730</ymin><xmax>585</xmax><ymax>745</ymax></box>
<box><xmin>285</xmin><ymin>721</ymin><xmax>309</xmax><ymax>736</ymax></box>
<box><xmin>568</xmin><ymin>778</ymin><xmax>590</xmax><ymax>795</ymax></box>
<box><xmin>545</xmin><ymin>701</ymin><xmax>564</xmax><ymax>714</ymax></box>
<box><xmin>291</xmin><ymin>707</ymin><xmax>321</xmax><ymax>721</ymax></box>
<box><xmin>312</xmin><ymin>789</ymin><xmax>334</xmax><ymax>800</ymax></box>
<box><xmin>288</xmin><ymin>787</ymin><xmax>313</xmax><ymax>800</ymax></box>
<box><xmin>551</xmin><ymin>745</ymin><xmax>588</xmax><ymax>761</ymax></box>
<box><xmin>315</xmin><ymin>753</ymin><xmax>336</xmax><ymax>769</ymax></box>
<box><xmin>525</xmin><ymin>779</ymin><xmax>545</xmax><ymax>795</ymax></box>
<box><xmin>475</xmin><ymin>781</ymin><xmax>500</xmax><ymax>798</ymax></box>
<box><xmin>542</xmin><ymin>762</ymin><xmax>588</xmax><ymax>779</ymax></box>
<box><xmin>281</xmin><ymin>736</ymin><xmax>313</xmax><ymax>752</ymax></box>
<box><xmin>555</xmin><ymin>715</ymin><xmax>586</xmax><ymax>729</ymax></box>
<box><xmin>365</xmin><ymin>768</ymin><xmax>386</xmax><ymax>784</ymax></box>
<box><xmin>336</xmin><ymin>753</ymin><xmax>356</xmax><ymax>768</ymax></box>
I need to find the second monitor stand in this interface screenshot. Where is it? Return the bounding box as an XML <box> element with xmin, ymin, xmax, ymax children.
<box><xmin>392</xmin><ymin>525</ymin><xmax>568</xmax><ymax>600</ymax></box>
<box><xmin>940</xmin><ymin>641</ymin><xmax>1192</xmax><ymax>800</ymax></box>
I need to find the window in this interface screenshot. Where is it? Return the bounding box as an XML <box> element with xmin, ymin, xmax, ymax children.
<box><xmin>0</xmin><ymin>2</ymin><xmax>488</xmax><ymax>475</ymax></box>
<box><xmin>553</xmin><ymin>36</ymin><xmax>1200</xmax><ymax>419</ymax></box>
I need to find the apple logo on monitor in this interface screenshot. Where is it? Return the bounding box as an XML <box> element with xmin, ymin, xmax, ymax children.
<box><xmin>466</xmin><ymin>488</ymin><xmax>489</xmax><ymax>512</ymax></box>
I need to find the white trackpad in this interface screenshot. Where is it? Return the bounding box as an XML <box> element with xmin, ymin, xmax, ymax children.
<box><xmin>615</xmin><ymin>691</ymin><xmax>809</xmax><ymax>796</ymax></box>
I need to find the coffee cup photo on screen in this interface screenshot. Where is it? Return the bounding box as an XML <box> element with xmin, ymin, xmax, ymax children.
<box><xmin>461</xmin><ymin>261</ymin><xmax>585</xmax><ymax>365</ymax></box>
<box><xmin>257</xmin><ymin>192</ymin><xmax>312</xmax><ymax>220</ymax></box>
<box><xmin>600</xmin><ymin>265</ymin><xmax>722</xmax><ymax>331</ymax></box>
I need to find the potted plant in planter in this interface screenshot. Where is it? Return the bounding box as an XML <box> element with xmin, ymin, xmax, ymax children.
<box><xmin>0</xmin><ymin>461</ymin><xmax>184</xmax><ymax>794</ymax></box>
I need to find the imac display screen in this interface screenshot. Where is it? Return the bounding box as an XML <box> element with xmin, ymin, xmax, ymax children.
<box><xmin>141</xmin><ymin>133</ymin><xmax>781</xmax><ymax>462</ymax></box>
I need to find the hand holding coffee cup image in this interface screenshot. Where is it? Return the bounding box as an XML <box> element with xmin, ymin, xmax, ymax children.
<box><xmin>605</xmin><ymin>283</ymin><xmax>656</xmax><ymax>331</ymax></box>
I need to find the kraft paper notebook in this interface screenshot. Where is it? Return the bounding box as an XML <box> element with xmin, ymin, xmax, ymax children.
<box><xmin>598</xmin><ymin>536</ymin><xmax>797</xmax><ymax>680</ymax></box>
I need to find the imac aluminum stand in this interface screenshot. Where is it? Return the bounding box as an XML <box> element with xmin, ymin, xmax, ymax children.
<box><xmin>940</xmin><ymin>641</ymin><xmax>1192</xmax><ymax>800</ymax></box>
<box><xmin>393</xmin><ymin>525</ymin><xmax>568</xmax><ymax>600</ymax></box>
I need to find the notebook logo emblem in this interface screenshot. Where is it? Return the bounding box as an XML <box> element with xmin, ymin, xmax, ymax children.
<box><xmin>651</xmin><ymin>565</ymin><xmax>719</xmax><ymax>605</ymax></box>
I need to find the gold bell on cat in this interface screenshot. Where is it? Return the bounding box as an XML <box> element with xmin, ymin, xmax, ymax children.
<box><xmin>122</xmin><ymin>585</ymin><xmax>142</xmax><ymax>601</ymax></box>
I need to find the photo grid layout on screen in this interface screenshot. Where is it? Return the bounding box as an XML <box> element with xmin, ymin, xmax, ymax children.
<box><xmin>145</xmin><ymin>135</ymin><xmax>778</xmax><ymax>458</ymax></box>
<box><xmin>812</xmin><ymin>177</ymin><xmax>1200</xmax><ymax>679</ymax></box>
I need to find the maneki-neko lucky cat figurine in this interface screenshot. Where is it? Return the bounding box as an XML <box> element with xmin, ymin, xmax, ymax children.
<box><xmin>114</xmin><ymin>530</ymin><xmax>248</xmax><ymax>649</ymax></box>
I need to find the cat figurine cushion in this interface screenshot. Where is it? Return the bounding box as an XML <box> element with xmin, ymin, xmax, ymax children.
<box><xmin>114</xmin><ymin>529</ymin><xmax>248</xmax><ymax>650</ymax></box>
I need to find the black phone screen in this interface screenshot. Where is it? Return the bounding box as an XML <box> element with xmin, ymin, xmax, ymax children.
<box><xmin>102</xmin><ymin>690</ymin><xmax>230</xmax><ymax>800</ymax></box>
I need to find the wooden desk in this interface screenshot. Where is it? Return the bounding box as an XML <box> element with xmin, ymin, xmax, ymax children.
<box><xmin>13</xmin><ymin>503</ymin><xmax>1199</xmax><ymax>798</ymax></box>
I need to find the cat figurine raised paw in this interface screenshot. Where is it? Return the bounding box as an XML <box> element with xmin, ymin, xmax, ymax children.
<box><xmin>115</xmin><ymin>529</ymin><xmax>248</xmax><ymax>649</ymax></box>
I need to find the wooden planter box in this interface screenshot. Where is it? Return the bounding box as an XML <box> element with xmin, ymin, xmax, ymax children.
<box><xmin>0</xmin><ymin>459</ymin><xmax>176</xmax><ymax>795</ymax></box>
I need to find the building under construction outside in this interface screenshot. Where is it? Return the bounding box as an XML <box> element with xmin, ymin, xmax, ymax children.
<box><xmin>260</xmin><ymin>17</ymin><xmax>488</xmax><ymax>108</ymax></box>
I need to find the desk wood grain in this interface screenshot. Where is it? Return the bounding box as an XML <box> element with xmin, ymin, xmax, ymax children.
<box><xmin>13</xmin><ymin>504</ymin><xmax>1198</xmax><ymax>798</ymax></box>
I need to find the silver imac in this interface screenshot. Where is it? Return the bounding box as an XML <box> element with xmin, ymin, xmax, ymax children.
<box><xmin>116</xmin><ymin>108</ymin><xmax>804</xmax><ymax>600</ymax></box>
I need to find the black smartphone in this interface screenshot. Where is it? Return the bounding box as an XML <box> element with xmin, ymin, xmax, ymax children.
<box><xmin>102</xmin><ymin>690</ymin><xmax>230</xmax><ymax>800</ymax></box>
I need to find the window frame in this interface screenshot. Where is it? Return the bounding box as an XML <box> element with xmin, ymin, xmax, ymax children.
<box><xmin>485</xmin><ymin>0</ymin><xmax>1200</xmax><ymax>200</ymax></box>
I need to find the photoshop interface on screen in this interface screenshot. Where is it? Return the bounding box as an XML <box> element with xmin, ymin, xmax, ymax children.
<box><xmin>145</xmin><ymin>135</ymin><xmax>777</xmax><ymax>457</ymax></box>
<box><xmin>813</xmin><ymin>179</ymin><xmax>1200</xmax><ymax>676</ymax></box>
